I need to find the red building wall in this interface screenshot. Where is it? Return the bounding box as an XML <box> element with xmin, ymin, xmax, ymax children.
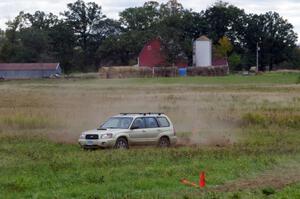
<box><xmin>139</xmin><ymin>38</ymin><xmax>188</xmax><ymax>68</ymax></box>
<box><xmin>139</xmin><ymin>39</ymin><xmax>166</xmax><ymax>67</ymax></box>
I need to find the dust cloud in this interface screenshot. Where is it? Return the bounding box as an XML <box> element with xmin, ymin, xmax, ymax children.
<box><xmin>42</xmin><ymin>85</ymin><xmax>238</xmax><ymax>147</ymax></box>
<box><xmin>2</xmin><ymin>83</ymin><xmax>240</xmax><ymax>147</ymax></box>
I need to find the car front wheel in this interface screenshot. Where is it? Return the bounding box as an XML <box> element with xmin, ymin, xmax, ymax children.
<box><xmin>114</xmin><ymin>137</ymin><xmax>129</xmax><ymax>149</ymax></box>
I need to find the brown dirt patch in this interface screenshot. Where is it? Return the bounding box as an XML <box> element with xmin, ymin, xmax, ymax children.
<box><xmin>213</xmin><ymin>165</ymin><xmax>300</xmax><ymax>192</ymax></box>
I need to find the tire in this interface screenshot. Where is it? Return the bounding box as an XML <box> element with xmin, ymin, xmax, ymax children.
<box><xmin>158</xmin><ymin>136</ymin><xmax>170</xmax><ymax>148</ymax></box>
<box><xmin>114</xmin><ymin>137</ymin><xmax>129</xmax><ymax>149</ymax></box>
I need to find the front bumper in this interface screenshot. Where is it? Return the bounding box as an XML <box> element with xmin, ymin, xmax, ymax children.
<box><xmin>78</xmin><ymin>138</ymin><xmax>116</xmax><ymax>148</ymax></box>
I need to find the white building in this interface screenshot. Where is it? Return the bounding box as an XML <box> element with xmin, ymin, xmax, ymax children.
<box><xmin>193</xmin><ymin>36</ymin><xmax>212</xmax><ymax>67</ymax></box>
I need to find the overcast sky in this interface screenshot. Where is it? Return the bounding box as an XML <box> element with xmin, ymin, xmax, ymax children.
<box><xmin>0</xmin><ymin>0</ymin><xmax>299</xmax><ymax>40</ymax></box>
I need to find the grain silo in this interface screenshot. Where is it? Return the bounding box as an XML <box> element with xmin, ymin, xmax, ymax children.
<box><xmin>193</xmin><ymin>36</ymin><xmax>212</xmax><ymax>67</ymax></box>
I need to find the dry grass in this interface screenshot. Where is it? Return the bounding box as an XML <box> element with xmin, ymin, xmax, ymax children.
<box><xmin>1</xmin><ymin>77</ymin><xmax>299</xmax><ymax>145</ymax></box>
<box><xmin>242</xmin><ymin>112</ymin><xmax>300</xmax><ymax>128</ymax></box>
<box><xmin>0</xmin><ymin>114</ymin><xmax>51</xmax><ymax>129</ymax></box>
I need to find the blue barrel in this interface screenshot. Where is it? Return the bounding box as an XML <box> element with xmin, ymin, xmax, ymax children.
<box><xmin>178</xmin><ymin>68</ymin><xmax>187</xmax><ymax>77</ymax></box>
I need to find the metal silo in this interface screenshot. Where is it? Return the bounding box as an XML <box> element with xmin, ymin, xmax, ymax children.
<box><xmin>193</xmin><ymin>36</ymin><xmax>212</xmax><ymax>67</ymax></box>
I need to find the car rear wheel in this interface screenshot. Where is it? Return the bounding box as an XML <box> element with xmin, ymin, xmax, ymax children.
<box><xmin>158</xmin><ymin>136</ymin><xmax>170</xmax><ymax>148</ymax></box>
<box><xmin>114</xmin><ymin>137</ymin><xmax>129</xmax><ymax>149</ymax></box>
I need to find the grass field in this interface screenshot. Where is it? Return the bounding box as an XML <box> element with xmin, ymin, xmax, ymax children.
<box><xmin>0</xmin><ymin>72</ymin><xmax>300</xmax><ymax>198</ymax></box>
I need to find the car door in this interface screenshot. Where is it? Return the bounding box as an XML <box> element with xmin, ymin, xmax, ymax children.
<box><xmin>144</xmin><ymin>117</ymin><xmax>161</xmax><ymax>142</ymax></box>
<box><xmin>128</xmin><ymin>117</ymin><xmax>148</xmax><ymax>144</ymax></box>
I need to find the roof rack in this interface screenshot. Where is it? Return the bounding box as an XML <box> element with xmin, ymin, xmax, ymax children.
<box><xmin>120</xmin><ymin>113</ymin><xmax>164</xmax><ymax>116</ymax></box>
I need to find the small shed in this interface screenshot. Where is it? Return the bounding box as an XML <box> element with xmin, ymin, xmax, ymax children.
<box><xmin>0</xmin><ymin>63</ymin><xmax>61</xmax><ymax>79</ymax></box>
<box><xmin>138</xmin><ymin>38</ymin><xmax>188</xmax><ymax>68</ymax></box>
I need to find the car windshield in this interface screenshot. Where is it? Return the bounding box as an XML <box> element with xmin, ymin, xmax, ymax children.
<box><xmin>100</xmin><ymin>117</ymin><xmax>133</xmax><ymax>129</ymax></box>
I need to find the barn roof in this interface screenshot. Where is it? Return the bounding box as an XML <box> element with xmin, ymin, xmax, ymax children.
<box><xmin>0</xmin><ymin>63</ymin><xmax>59</xmax><ymax>71</ymax></box>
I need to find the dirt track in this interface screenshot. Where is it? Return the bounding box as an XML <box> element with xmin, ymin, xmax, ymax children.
<box><xmin>213</xmin><ymin>164</ymin><xmax>300</xmax><ymax>192</ymax></box>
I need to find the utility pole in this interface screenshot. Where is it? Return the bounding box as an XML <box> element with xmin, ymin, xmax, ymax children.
<box><xmin>256</xmin><ymin>42</ymin><xmax>260</xmax><ymax>73</ymax></box>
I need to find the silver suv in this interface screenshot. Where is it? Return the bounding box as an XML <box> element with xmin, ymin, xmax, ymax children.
<box><xmin>78</xmin><ymin>113</ymin><xmax>177</xmax><ymax>149</ymax></box>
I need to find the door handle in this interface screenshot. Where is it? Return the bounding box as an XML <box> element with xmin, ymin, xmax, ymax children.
<box><xmin>142</xmin><ymin>130</ymin><xmax>146</xmax><ymax>133</ymax></box>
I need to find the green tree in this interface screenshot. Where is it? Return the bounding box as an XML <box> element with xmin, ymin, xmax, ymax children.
<box><xmin>120</xmin><ymin>1</ymin><xmax>160</xmax><ymax>31</ymax></box>
<box><xmin>0</xmin><ymin>10</ymin><xmax>76</xmax><ymax>72</ymax></box>
<box><xmin>204</xmin><ymin>1</ymin><xmax>246</xmax><ymax>44</ymax></box>
<box><xmin>157</xmin><ymin>2</ymin><xmax>207</xmax><ymax>65</ymax></box>
<box><xmin>244</xmin><ymin>12</ymin><xmax>297</xmax><ymax>70</ymax></box>
<box><xmin>276</xmin><ymin>47</ymin><xmax>300</xmax><ymax>69</ymax></box>
<box><xmin>215</xmin><ymin>36</ymin><xmax>233</xmax><ymax>58</ymax></box>
<box><xmin>159</xmin><ymin>0</ymin><xmax>184</xmax><ymax>17</ymax></box>
<box><xmin>62</xmin><ymin>0</ymin><xmax>106</xmax><ymax>71</ymax></box>
<box><xmin>17</xmin><ymin>28</ymin><xmax>49</xmax><ymax>62</ymax></box>
<box><xmin>48</xmin><ymin>21</ymin><xmax>76</xmax><ymax>73</ymax></box>
<box><xmin>0</xmin><ymin>11</ymin><xmax>60</xmax><ymax>63</ymax></box>
<box><xmin>157</xmin><ymin>0</ymin><xmax>185</xmax><ymax>66</ymax></box>
<box><xmin>0</xmin><ymin>29</ymin><xmax>5</xmax><ymax>59</ymax></box>
<box><xmin>228</xmin><ymin>53</ymin><xmax>242</xmax><ymax>71</ymax></box>
<box><xmin>0</xmin><ymin>12</ymin><xmax>25</xmax><ymax>62</ymax></box>
<box><xmin>24</xmin><ymin>11</ymin><xmax>59</xmax><ymax>30</ymax></box>
<box><xmin>101</xmin><ymin>1</ymin><xmax>162</xmax><ymax>66</ymax></box>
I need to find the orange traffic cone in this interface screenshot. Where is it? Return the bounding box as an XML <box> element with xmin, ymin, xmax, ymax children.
<box><xmin>199</xmin><ymin>172</ymin><xmax>206</xmax><ymax>188</ymax></box>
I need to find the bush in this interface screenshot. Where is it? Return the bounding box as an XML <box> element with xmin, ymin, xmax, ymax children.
<box><xmin>229</xmin><ymin>53</ymin><xmax>242</xmax><ymax>71</ymax></box>
<box><xmin>262</xmin><ymin>187</ymin><xmax>276</xmax><ymax>195</ymax></box>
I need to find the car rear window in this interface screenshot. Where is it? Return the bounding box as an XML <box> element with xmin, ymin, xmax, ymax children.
<box><xmin>157</xmin><ymin>117</ymin><xmax>170</xmax><ymax>127</ymax></box>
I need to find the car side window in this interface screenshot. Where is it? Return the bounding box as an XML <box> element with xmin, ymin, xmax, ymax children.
<box><xmin>132</xmin><ymin>118</ymin><xmax>145</xmax><ymax>129</ymax></box>
<box><xmin>144</xmin><ymin>117</ymin><xmax>159</xmax><ymax>128</ymax></box>
<box><xmin>157</xmin><ymin>117</ymin><xmax>170</xmax><ymax>127</ymax></box>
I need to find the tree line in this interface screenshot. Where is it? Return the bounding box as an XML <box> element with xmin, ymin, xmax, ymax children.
<box><xmin>0</xmin><ymin>0</ymin><xmax>299</xmax><ymax>73</ymax></box>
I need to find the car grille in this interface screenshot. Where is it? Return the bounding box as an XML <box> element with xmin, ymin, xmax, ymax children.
<box><xmin>86</xmin><ymin>134</ymin><xmax>99</xmax><ymax>140</ymax></box>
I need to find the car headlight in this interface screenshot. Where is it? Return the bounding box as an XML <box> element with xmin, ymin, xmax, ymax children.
<box><xmin>79</xmin><ymin>134</ymin><xmax>85</xmax><ymax>139</ymax></box>
<box><xmin>101</xmin><ymin>133</ymin><xmax>113</xmax><ymax>139</ymax></box>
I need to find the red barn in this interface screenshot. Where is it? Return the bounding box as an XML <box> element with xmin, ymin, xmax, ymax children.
<box><xmin>138</xmin><ymin>38</ymin><xmax>188</xmax><ymax>67</ymax></box>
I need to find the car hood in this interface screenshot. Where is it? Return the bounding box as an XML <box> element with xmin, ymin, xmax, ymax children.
<box><xmin>82</xmin><ymin>129</ymin><xmax>128</xmax><ymax>135</ymax></box>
